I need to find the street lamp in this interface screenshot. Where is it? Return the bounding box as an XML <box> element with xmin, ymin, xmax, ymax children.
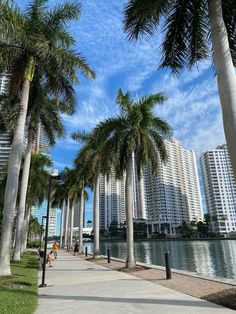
<box><xmin>39</xmin><ymin>169</ymin><xmax>60</xmax><ymax>288</ymax></box>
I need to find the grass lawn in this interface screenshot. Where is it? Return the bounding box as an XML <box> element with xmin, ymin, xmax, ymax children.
<box><xmin>0</xmin><ymin>251</ymin><xmax>38</xmax><ymax>314</ymax></box>
<box><xmin>204</xmin><ymin>288</ymin><xmax>236</xmax><ymax>311</ymax></box>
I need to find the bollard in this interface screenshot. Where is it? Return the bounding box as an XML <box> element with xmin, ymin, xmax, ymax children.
<box><xmin>107</xmin><ymin>248</ymin><xmax>111</xmax><ymax>263</ymax></box>
<box><xmin>85</xmin><ymin>247</ymin><xmax>88</xmax><ymax>257</ymax></box>
<box><xmin>165</xmin><ymin>252</ymin><xmax>172</xmax><ymax>279</ymax></box>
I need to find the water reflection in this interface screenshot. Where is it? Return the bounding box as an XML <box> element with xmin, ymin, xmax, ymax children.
<box><xmin>85</xmin><ymin>239</ymin><xmax>236</xmax><ymax>279</ymax></box>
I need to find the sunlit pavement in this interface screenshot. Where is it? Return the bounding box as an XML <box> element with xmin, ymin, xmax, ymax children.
<box><xmin>35</xmin><ymin>250</ymin><xmax>233</xmax><ymax>314</ymax></box>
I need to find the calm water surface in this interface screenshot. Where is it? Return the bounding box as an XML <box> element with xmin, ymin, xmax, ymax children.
<box><xmin>85</xmin><ymin>239</ymin><xmax>236</xmax><ymax>280</ymax></box>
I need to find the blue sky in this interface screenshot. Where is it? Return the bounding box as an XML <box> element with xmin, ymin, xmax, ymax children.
<box><xmin>17</xmin><ymin>1</ymin><xmax>226</xmax><ymax>223</ymax></box>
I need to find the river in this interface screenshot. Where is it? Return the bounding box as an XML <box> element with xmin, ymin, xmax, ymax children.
<box><xmin>84</xmin><ymin>239</ymin><xmax>236</xmax><ymax>280</ymax></box>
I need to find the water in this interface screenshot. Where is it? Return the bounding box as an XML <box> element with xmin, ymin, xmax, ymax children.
<box><xmin>85</xmin><ymin>239</ymin><xmax>236</xmax><ymax>280</ymax></box>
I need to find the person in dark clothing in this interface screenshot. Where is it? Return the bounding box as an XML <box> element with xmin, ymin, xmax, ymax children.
<box><xmin>38</xmin><ymin>247</ymin><xmax>44</xmax><ymax>268</ymax></box>
<box><xmin>74</xmin><ymin>241</ymin><xmax>79</xmax><ymax>256</ymax></box>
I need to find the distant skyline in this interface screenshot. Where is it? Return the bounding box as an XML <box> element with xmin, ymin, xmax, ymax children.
<box><xmin>16</xmin><ymin>0</ymin><xmax>226</xmax><ymax>222</ymax></box>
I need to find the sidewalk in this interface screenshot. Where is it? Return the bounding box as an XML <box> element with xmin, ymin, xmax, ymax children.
<box><xmin>36</xmin><ymin>251</ymin><xmax>234</xmax><ymax>314</ymax></box>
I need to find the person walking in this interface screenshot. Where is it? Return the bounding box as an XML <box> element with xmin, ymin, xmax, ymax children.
<box><xmin>53</xmin><ymin>241</ymin><xmax>59</xmax><ymax>259</ymax></box>
<box><xmin>47</xmin><ymin>250</ymin><xmax>54</xmax><ymax>267</ymax></box>
<box><xmin>74</xmin><ymin>241</ymin><xmax>79</xmax><ymax>256</ymax></box>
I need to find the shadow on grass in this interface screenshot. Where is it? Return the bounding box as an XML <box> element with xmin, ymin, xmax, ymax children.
<box><xmin>0</xmin><ymin>287</ymin><xmax>37</xmax><ymax>296</ymax></box>
<box><xmin>203</xmin><ymin>288</ymin><xmax>236</xmax><ymax>311</ymax></box>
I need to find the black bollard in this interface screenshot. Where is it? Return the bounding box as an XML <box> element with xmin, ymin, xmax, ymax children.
<box><xmin>107</xmin><ymin>248</ymin><xmax>111</xmax><ymax>263</ymax></box>
<box><xmin>85</xmin><ymin>247</ymin><xmax>88</xmax><ymax>257</ymax></box>
<box><xmin>165</xmin><ymin>252</ymin><xmax>172</xmax><ymax>279</ymax></box>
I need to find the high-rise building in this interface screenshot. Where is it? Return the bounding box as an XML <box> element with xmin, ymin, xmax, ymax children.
<box><xmin>145</xmin><ymin>139</ymin><xmax>203</xmax><ymax>235</ymax></box>
<box><xmin>32</xmin><ymin>123</ymin><xmax>50</xmax><ymax>154</ymax></box>
<box><xmin>48</xmin><ymin>207</ymin><xmax>57</xmax><ymax>237</ymax></box>
<box><xmin>200</xmin><ymin>144</ymin><xmax>236</xmax><ymax>234</ymax></box>
<box><xmin>0</xmin><ymin>72</ymin><xmax>11</xmax><ymax>176</ymax></box>
<box><xmin>99</xmin><ymin>169</ymin><xmax>126</xmax><ymax>230</ymax></box>
<box><xmin>32</xmin><ymin>124</ymin><xmax>51</xmax><ymax>227</ymax></box>
<box><xmin>99</xmin><ymin>138</ymin><xmax>203</xmax><ymax>235</ymax></box>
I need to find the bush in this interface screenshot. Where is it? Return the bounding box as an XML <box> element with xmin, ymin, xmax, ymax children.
<box><xmin>27</xmin><ymin>240</ymin><xmax>41</xmax><ymax>248</ymax></box>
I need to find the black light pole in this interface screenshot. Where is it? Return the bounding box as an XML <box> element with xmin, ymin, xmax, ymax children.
<box><xmin>39</xmin><ymin>170</ymin><xmax>59</xmax><ymax>288</ymax></box>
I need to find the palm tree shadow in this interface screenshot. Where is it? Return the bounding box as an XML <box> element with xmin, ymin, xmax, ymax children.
<box><xmin>40</xmin><ymin>294</ymin><xmax>220</xmax><ymax>308</ymax></box>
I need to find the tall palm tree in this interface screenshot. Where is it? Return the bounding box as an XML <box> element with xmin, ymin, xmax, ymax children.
<box><xmin>72</xmin><ymin>132</ymin><xmax>111</xmax><ymax>257</ymax></box>
<box><xmin>21</xmin><ymin>153</ymin><xmax>52</xmax><ymax>253</ymax></box>
<box><xmin>52</xmin><ymin>167</ymin><xmax>72</xmax><ymax>249</ymax></box>
<box><xmin>13</xmin><ymin>89</ymin><xmax>67</xmax><ymax>261</ymax></box>
<box><xmin>0</xmin><ymin>0</ymin><xmax>95</xmax><ymax>276</ymax></box>
<box><xmin>92</xmin><ymin>89</ymin><xmax>172</xmax><ymax>268</ymax></box>
<box><xmin>124</xmin><ymin>0</ymin><xmax>236</xmax><ymax>179</ymax></box>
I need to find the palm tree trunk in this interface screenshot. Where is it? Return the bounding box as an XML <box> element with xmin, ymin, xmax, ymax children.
<box><xmin>13</xmin><ymin>129</ymin><xmax>33</xmax><ymax>262</ymax></box>
<box><xmin>79</xmin><ymin>183</ymin><xmax>84</xmax><ymax>254</ymax></box>
<box><xmin>60</xmin><ymin>201</ymin><xmax>65</xmax><ymax>247</ymax></box>
<box><xmin>0</xmin><ymin>79</ymin><xmax>31</xmax><ymax>276</ymax></box>
<box><xmin>21</xmin><ymin>207</ymin><xmax>30</xmax><ymax>254</ymax></box>
<box><xmin>69</xmin><ymin>201</ymin><xmax>75</xmax><ymax>249</ymax></box>
<box><xmin>208</xmin><ymin>0</ymin><xmax>236</xmax><ymax>179</ymax></box>
<box><xmin>125</xmin><ymin>156</ymin><xmax>136</xmax><ymax>268</ymax></box>
<box><xmin>93</xmin><ymin>174</ymin><xmax>100</xmax><ymax>257</ymax></box>
<box><xmin>64</xmin><ymin>195</ymin><xmax>70</xmax><ymax>248</ymax></box>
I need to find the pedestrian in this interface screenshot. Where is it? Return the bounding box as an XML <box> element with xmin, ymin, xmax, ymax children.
<box><xmin>74</xmin><ymin>241</ymin><xmax>79</xmax><ymax>256</ymax></box>
<box><xmin>47</xmin><ymin>250</ymin><xmax>54</xmax><ymax>267</ymax></box>
<box><xmin>37</xmin><ymin>247</ymin><xmax>44</xmax><ymax>269</ymax></box>
<box><xmin>53</xmin><ymin>241</ymin><xmax>59</xmax><ymax>259</ymax></box>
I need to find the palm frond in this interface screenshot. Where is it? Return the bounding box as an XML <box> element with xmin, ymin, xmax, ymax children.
<box><xmin>123</xmin><ymin>0</ymin><xmax>168</xmax><ymax>41</ymax></box>
<box><xmin>222</xmin><ymin>0</ymin><xmax>236</xmax><ymax>66</ymax></box>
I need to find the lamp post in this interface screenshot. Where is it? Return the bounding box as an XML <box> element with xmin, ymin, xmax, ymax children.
<box><xmin>39</xmin><ymin>169</ymin><xmax>59</xmax><ymax>288</ymax></box>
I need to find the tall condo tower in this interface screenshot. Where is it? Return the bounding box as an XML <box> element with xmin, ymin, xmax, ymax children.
<box><xmin>32</xmin><ymin>123</ymin><xmax>50</xmax><ymax>154</ymax></box>
<box><xmin>144</xmin><ymin>139</ymin><xmax>203</xmax><ymax>235</ymax></box>
<box><xmin>201</xmin><ymin>144</ymin><xmax>236</xmax><ymax>234</ymax></box>
<box><xmin>99</xmin><ymin>168</ymin><xmax>126</xmax><ymax>229</ymax></box>
<box><xmin>99</xmin><ymin>138</ymin><xmax>203</xmax><ymax>234</ymax></box>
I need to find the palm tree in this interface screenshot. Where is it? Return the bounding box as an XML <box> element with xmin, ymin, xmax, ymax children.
<box><xmin>124</xmin><ymin>0</ymin><xmax>236</xmax><ymax>179</ymax></box>
<box><xmin>72</xmin><ymin>133</ymin><xmax>111</xmax><ymax>257</ymax></box>
<box><xmin>0</xmin><ymin>0</ymin><xmax>95</xmax><ymax>276</ymax></box>
<box><xmin>13</xmin><ymin>75</ymin><xmax>74</xmax><ymax>261</ymax></box>
<box><xmin>52</xmin><ymin>167</ymin><xmax>72</xmax><ymax>249</ymax></box>
<box><xmin>92</xmin><ymin>89</ymin><xmax>172</xmax><ymax>268</ymax></box>
<box><xmin>21</xmin><ymin>153</ymin><xmax>52</xmax><ymax>253</ymax></box>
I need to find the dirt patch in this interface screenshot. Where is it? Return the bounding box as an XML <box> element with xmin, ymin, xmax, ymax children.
<box><xmin>118</xmin><ymin>265</ymin><xmax>148</xmax><ymax>273</ymax></box>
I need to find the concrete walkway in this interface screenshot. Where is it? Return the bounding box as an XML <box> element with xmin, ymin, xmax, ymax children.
<box><xmin>36</xmin><ymin>251</ymin><xmax>234</xmax><ymax>314</ymax></box>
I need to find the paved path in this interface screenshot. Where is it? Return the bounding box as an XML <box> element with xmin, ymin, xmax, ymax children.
<box><xmin>36</xmin><ymin>251</ymin><xmax>234</xmax><ymax>314</ymax></box>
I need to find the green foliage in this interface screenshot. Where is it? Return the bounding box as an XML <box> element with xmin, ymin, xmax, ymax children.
<box><xmin>88</xmin><ymin>88</ymin><xmax>172</xmax><ymax>180</ymax></box>
<box><xmin>27</xmin><ymin>240</ymin><xmax>41</xmax><ymax>248</ymax></box>
<box><xmin>124</xmin><ymin>0</ymin><xmax>236</xmax><ymax>70</ymax></box>
<box><xmin>0</xmin><ymin>251</ymin><xmax>38</xmax><ymax>314</ymax></box>
<box><xmin>28</xmin><ymin>216</ymin><xmax>43</xmax><ymax>241</ymax></box>
<box><xmin>26</xmin><ymin>153</ymin><xmax>52</xmax><ymax>208</ymax></box>
<box><xmin>0</xmin><ymin>0</ymin><xmax>95</xmax><ymax>102</ymax></box>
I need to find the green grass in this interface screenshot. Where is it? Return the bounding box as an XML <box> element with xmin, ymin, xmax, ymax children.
<box><xmin>0</xmin><ymin>251</ymin><xmax>38</xmax><ymax>314</ymax></box>
<box><xmin>203</xmin><ymin>288</ymin><xmax>236</xmax><ymax>311</ymax></box>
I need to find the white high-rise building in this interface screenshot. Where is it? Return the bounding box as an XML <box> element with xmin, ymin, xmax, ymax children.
<box><xmin>144</xmin><ymin>139</ymin><xmax>203</xmax><ymax>235</ymax></box>
<box><xmin>99</xmin><ymin>138</ymin><xmax>203</xmax><ymax>234</ymax></box>
<box><xmin>200</xmin><ymin>144</ymin><xmax>236</xmax><ymax>234</ymax></box>
<box><xmin>0</xmin><ymin>72</ymin><xmax>11</xmax><ymax>176</ymax></box>
<box><xmin>99</xmin><ymin>169</ymin><xmax>126</xmax><ymax>229</ymax></box>
<box><xmin>48</xmin><ymin>207</ymin><xmax>57</xmax><ymax>237</ymax></box>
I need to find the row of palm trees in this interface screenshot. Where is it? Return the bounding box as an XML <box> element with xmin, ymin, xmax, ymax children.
<box><xmin>59</xmin><ymin>89</ymin><xmax>172</xmax><ymax>269</ymax></box>
<box><xmin>0</xmin><ymin>0</ymin><xmax>235</xmax><ymax>276</ymax></box>
<box><xmin>0</xmin><ymin>0</ymin><xmax>95</xmax><ymax>276</ymax></box>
